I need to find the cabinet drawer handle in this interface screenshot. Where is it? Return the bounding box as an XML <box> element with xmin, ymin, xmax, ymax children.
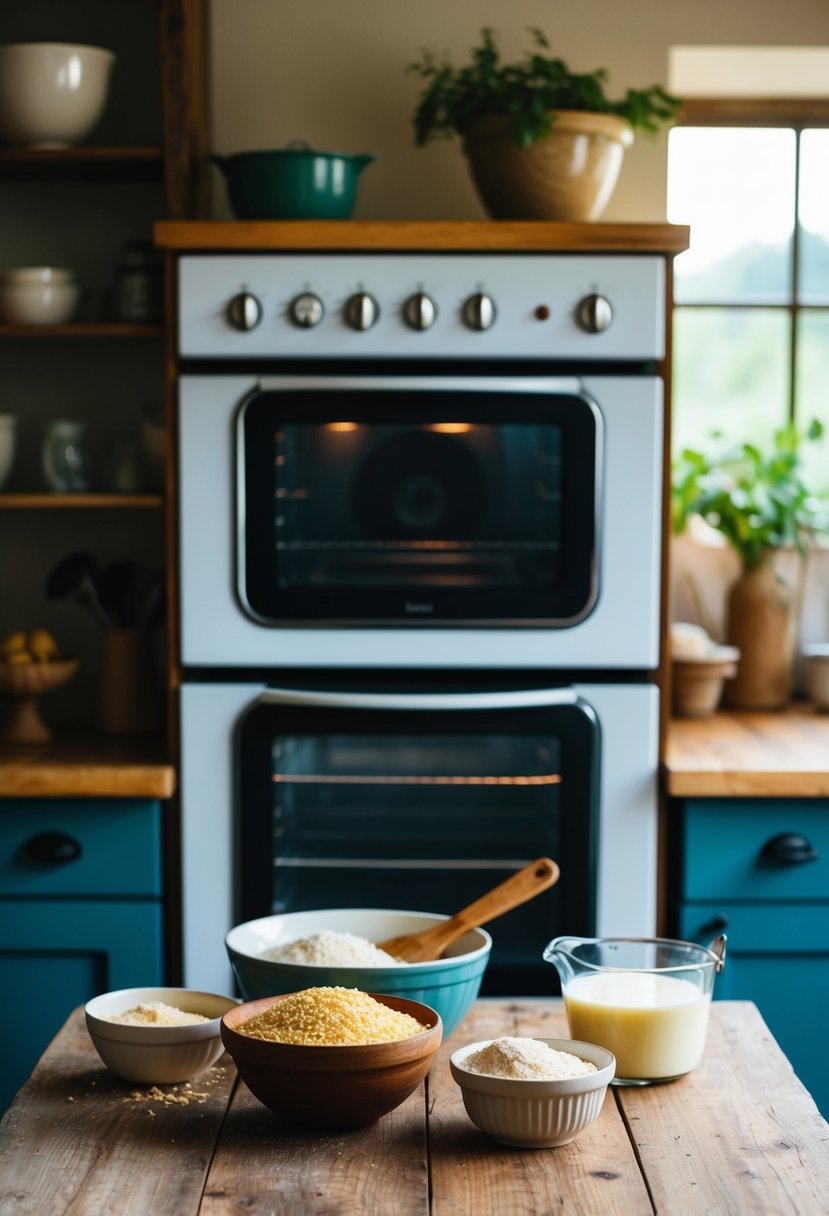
<box><xmin>759</xmin><ymin>832</ymin><xmax>818</xmax><ymax>866</ymax></box>
<box><xmin>24</xmin><ymin>830</ymin><xmax>83</xmax><ymax>865</ymax></box>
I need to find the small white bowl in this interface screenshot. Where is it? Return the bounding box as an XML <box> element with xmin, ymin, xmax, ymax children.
<box><xmin>0</xmin><ymin>42</ymin><xmax>116</xmax><ymax>148</ymax></box>
<box><xmin>450</xmin><ymin>1037</ymin><xmax>615</xmax><ymax>1148</ymax></box>
<box><xmin>0</xmin><ymin>281</ymin><xmax>80</xmax><ymax>325</ymax></box>
<box><xmin>0</xmin><ymin>415</ymin><xmax>16</xmax><ymax>488</ymax></box>
<box><xmin>85</xmin><ymin>986</ymin><xmax>239</xmax><ymax>1084</ymax></box>
<box><xmin>0</xmin><ymin>266</ymin><xmax>75</xmax><ymax>286</ymax></box>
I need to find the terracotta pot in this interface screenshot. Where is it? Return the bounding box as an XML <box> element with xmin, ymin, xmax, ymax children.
<box><xmin>672</xmin><ymin>649</ymin><xmax>740</xmax><ymax>718</ymax></box>
<box><xmin>723</xmin><ymin>562</ymin><xmax>794</xmax><ymax>710</ymax></box>
<box><xmin>461</xmin><ymin>110</ymin><xmax>633</xmax><ymax>221</ymax></box>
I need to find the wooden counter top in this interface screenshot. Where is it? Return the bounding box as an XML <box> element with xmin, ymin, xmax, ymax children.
<box><xmin>0</xmin><ymin>737</ymin><xmax>175</xmax><ymax>799</ymax></box>
<box><xmin>2</xmin><ymin>1000</ymin><xmax>826</xmax><ymax>1215</ymax></box>
<box><xmin>665</xmin><ymin>704</ymin><xmax>829</xmax><ymax>797</ymax></box>
<box><xmin>154</xmin><ymin>219</ymin><xmax>690</xmax><ymax>254</ymax></box>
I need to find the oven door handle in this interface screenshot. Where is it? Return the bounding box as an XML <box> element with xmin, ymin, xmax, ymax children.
<box><xmin>257</xmin><ymin>687</ymin><xmax>579</xmax><ymax>711</ymax></box>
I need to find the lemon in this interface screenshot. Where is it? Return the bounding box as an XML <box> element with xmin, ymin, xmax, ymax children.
<box><xmin>6</xmin><ymin>651</ymin><xmax>34</xmax><ymax>664</ymax></box>
<box><xmin>0</xmin><ymin>631</ymin><xmax>28</xmax><ymax>659</ymax></box>
<box><xmin>28</xmin><ymin>628</ymin><xmax>59</xmax><ymax>662</ymax></box>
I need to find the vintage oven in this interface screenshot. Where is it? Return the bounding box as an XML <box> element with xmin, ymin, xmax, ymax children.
<box><xmin>174</xmin><ymin>251</ymin><xmax>667</xmax><ymax>994</ymax></box>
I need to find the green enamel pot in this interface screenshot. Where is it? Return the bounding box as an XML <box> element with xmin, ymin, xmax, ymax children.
<box><xmin>209</xmin><ymin>140</ymin><xmax>377</xmax><ymax>220</ymax></box>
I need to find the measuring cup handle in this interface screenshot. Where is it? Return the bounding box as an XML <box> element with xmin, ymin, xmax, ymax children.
<box><xmin>707</xmin><ymin>933</ymin><xmax>727</xmax><ymax>973</ymax></box>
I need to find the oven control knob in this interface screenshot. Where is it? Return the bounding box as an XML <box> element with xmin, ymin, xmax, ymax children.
<box><xmin>576</xmin><ymin>293</ymin><xmax>614</xmax><ymax>333</ymax></box>
<box><xmin>403</xmin><ymin>292</ymin><xmax>437</xmax><ymax>331</ymax></box>
<box><xmin>344</xmin><ymin>291</ymin><xmax>380</xmax><ymax>331</ymax></box>
<box><xmin>462</xmin><ymin>292</ymin><xmax>496</xmax><ymax>331</ymax></box>
<box><xmin>289</xmin><ymin>292</ymin><xmax>324</xmax><ymax>328</ymax></box>
<box><xmin>226</xmin><ymin>292</ymin><xmax>263</xmax><ymax>332</ymax></box>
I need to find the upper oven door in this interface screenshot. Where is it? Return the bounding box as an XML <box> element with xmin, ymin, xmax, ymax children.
<box><xmin>239</xmin><ymin>377</ymin><xmax>599</xmax><ymax>626</ymax></box>
<box><xmin>179</xmin><ymin>373</ymin><xmax>662</xmax><ymax>669</ymax></box>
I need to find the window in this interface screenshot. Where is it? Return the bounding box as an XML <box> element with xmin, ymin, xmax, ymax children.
<box><xmin>667</xmin><ymin>104</ymin><xmax>829</xmax><ymax>491</ymax></box>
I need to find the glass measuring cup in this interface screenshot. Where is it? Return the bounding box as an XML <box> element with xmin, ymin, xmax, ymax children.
<box><xmin>544</xmin><ymin>935</ymin><xmax>726</xmax><ymax>1085</ymax></box>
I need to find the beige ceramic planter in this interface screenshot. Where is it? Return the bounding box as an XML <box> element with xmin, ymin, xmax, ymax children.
<box><xmin>462</xmin><ymin>110</ymin><xmax>634</xmax><ymax>221</ymax></box>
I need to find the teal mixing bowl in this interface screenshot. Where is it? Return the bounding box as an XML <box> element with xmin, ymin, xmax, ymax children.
<box><xmin>225</xmin><ymin>908</ymin><xmax>492</xmax><ymax>1039</ymax></box>
<box><xmin>209</xmin><ymin>142</ymin><xmax>377</xmax><ymax>220</ymax></box>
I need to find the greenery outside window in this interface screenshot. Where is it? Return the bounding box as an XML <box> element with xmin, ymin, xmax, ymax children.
<box><xmin>667</xmin><ymin>102</ymin><xmax>829</xmax><ymax>494</ymax></box>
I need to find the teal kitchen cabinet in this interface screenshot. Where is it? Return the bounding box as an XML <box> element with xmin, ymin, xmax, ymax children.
<box><xmin>0</xmin><ymin>798</ymin><xmax>164</xmax><ymax>1111</ymax></box>
<box><xmin>673</xmin><ymin>797</ymin><xmax>829</xmax><ymax>1118</ymax></box>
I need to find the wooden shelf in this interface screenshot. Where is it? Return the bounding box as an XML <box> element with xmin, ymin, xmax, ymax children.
<box><xmin>0</xmin><ymin>494</ymin><xmax>163</xmax><ymax>509</ymax></box>
<box><xmin>0</xmin><ymin>323</ymin><xmax>163</xmax><ymax>340</ymax></box>
<box><xmin>0</xmin><ymin>146</ymin><xmax>164</xmax><ymax>181</ymax></box>
<box><xmin>0</xmin><ymin>735</ymin><xmax>175</xmax><ymax>798</ymax></box>
<box><xmin>155</xmin><ymin>219</ymin><xmax>691</xmax><ymax>256</ymax></box>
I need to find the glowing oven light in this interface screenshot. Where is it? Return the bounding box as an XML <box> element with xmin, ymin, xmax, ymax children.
<box><xmin>429</xmin><ymin>422</ymin><xmax>472</xmax><ymax>434</ymax></box>
<box><xmin>326</xmin><ymin>421</ymin><xmax>359</xmax><ymax>432</ymax></box>
<box><xmin>272</xmin><ymin>773</ymin><xmax>562</xmax><ymax>786</ymax></box>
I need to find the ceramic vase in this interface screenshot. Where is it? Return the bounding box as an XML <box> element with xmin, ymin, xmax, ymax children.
<box><xmin>723</xmin><ymin>560</ymin><xmax>794</xmax><ymax>709</ymax></box>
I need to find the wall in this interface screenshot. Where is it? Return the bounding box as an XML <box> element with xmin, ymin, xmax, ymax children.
<box><xmin>207</xmin><ymin>0</ymin><xmax>829</xmax><ymax>222</ymax></box>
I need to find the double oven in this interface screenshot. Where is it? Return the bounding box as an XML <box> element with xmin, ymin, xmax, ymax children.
<box><xmin>175</xmin><ymin>251</ymin><xmax>667</xmax><ymax>995</ymax></box>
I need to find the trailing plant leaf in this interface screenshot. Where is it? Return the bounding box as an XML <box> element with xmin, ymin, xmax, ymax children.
<box><xmin>671</xmin><ymin>422</ymin><xmax>829</xmax><ymax>569</ymax></box>
<box><xmin>408</xmin><ymin>27</ymin><xmax>681</xmax><ymax>148</ymax></box>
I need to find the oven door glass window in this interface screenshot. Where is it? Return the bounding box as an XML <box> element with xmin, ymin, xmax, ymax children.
<box><xmin>240</xmin><ymin>389</ymin><xmax>600</xmax><ymax>624</ymax></box>
<box><xmin>238</xmin><ymin>698</ymin><xmax>598</xmax><ymax>995</ymax></box>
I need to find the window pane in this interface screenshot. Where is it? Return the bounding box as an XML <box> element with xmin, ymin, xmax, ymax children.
<box><xmin>795</xmin><ymin>310</ymin><xmax>829</xmax><ymax>494</ymax></box>
<box><xmin>798</xmin><ymin>130</ymin><xmax>829</xmax><ymax>304</ymax></box>
<box><xmin>672</xmin><ymin>308</ymin><xmax>789</xmax><ymax>455</ymax></box>
<box><xmin>667</xmin><ymin>128</ymin><xmax>795</xmax><ymax>303</ymax></box>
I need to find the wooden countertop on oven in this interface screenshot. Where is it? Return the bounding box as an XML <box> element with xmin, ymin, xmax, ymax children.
<box><xmin>2</xmin><ymin>999</ymin><xmax>827</xmax><ymax>1215</ymax></box>
<box><xmin>664</xmin><ymin>703</ymin><xmax>829</xmax><ymax>798</ymax></box>
<box><xmin>154</xmin><ymin>219</ymin><xmax>690</xmax><ymax>254</ymax></box>
<box><xmin>0</xmin><ymin>736</ymin><xmax>175</xmax><ymax>799</ymax></box>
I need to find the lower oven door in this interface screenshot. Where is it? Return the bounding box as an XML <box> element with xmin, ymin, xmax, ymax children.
<box><xmin>180</xmin><ymin>681</ymin><xmax>658</xmax><ymax>993</ymax></box>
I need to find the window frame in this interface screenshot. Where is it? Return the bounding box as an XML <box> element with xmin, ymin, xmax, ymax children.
<box><xmin>670</xmin><ymin>97</ymin><xmax>829</xmax><ymax>429</ymax></box>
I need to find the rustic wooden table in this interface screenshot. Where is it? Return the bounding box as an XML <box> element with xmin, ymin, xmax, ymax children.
<box><xmin>2</xmin><ymin>999</ymin><xmax>827</xmax><ymax>1215</ymax></box>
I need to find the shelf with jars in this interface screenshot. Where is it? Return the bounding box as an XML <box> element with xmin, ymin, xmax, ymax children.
<box><xmin>0</xmin><ymin>0</ymin><xmax>207</xmax><ymax>777</ymax></box>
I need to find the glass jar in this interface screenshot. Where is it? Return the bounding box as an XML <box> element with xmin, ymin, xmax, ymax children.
<box><xmin>111</xmin><ymin>241</ymin><xmax>163</xmax><ymax>323</ymax></box>
<box><xmin>41</xmin><ymin>419</ymin><xmax>90</xmax><ymax>492</ymax></box>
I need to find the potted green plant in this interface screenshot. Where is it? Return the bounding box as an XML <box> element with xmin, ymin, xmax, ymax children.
<box><xmin>672</xmin><ymin>421</ymin><xmax>829</xmax><ymax>709</ymax></box>
<box><xmin>408</xmin><ymin>27</ymin><xmax>679</xmax><ymax>221</ymax></box>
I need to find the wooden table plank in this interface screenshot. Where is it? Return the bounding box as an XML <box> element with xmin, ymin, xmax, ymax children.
<box><xmin>0</xmin><ymin>1011</ymin><xmax>236</xmax><ymax>1216</ymax></box>
<box><xmin>429</xmin><ymin>1000</ymin><xmax>654</xmax><ymax>1215</ymax></box>
<box><xmin>200</xmin><ymin>1077</ymin><xmax>429</xmax><ymax>1215</ymax></box>
<box><xmin>615</xmin><ymin>1001</ymin><xmax>829</xmax><ymax>1215</ymax></box>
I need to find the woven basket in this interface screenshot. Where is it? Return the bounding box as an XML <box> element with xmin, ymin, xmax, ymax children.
<box><xmin>462</xmin><ymin>110</ymin><xmax>633</xmax><ymax>222</ymax></box>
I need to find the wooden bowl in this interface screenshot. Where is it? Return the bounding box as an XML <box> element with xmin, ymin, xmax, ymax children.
<box><xmin>0</xmin><ymin>657</ymin><xmax>79</xmax><ymax>743</ymax></box>
<box><xmin>221</xmin><ymin>992</ymin><xmax>442</xmax><ymax>1129</ymax></box>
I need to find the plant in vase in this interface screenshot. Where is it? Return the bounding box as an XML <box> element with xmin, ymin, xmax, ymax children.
<box><xmin>672</xmin><ymin>421</ymin><xmax>829</xmax><ymax>709</ymax></box>
<box><xmin>407</xmin><ymin>27</ymin><xmax>680</xmax><ymax>221</ymax></box>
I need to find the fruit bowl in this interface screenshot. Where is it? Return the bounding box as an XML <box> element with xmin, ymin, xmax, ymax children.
<box><xmin>0</xmin><ymin>656</ymin><xmax>79</xmax><ymax>743</ymax></box>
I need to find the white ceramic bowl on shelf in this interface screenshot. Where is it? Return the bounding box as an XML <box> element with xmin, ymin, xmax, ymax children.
<box><xmin>450</xmin><ymin>1036</ymin><xmax>615</xmax><ymax>1148</ymax></box>
<box><xmin>85</xmin><ymin>986</ymin><xmax>238</xmax><ymax>1084</ymax></box>
<box><xmin>0</xmin><ymin>280</ymin><xmax>80</xmax><ymax>324</ymax></box>
<box><xmin>0</xmin><ymin>266</ymin><xmax>75</xmax><ymax>287</ymax></box>
<box><xmin>0</xmin><ymin>42</ymin><xmax>116</xmax><ymax>148</ymax></box>
<box><xmin>0</xmin><ymin>415</ymin><xmax>16</xmax><ymax>488</ymax></box>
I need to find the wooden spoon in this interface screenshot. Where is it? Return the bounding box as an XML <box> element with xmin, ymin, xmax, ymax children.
<box><xmin>376</xmin><ymin>857</ymin><xmax>560</xmax><ymax>963</ymax></box>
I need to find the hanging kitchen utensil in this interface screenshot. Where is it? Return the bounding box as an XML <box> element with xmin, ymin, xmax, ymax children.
<box><xmin>376</xmin><ymin>857</ymin><xmax>559</xmax><ymax>963</ymax></box>
<box><xmin>98</xmin><ymin>559</ymin><xmax>139</xmax><ymax>628</ymax></box>
<box><xmin>45</xmin><ymin>551</ymin><xmax>110</xmax><ymax>629</ymax></box>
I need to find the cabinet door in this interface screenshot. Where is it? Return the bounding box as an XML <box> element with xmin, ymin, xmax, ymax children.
<box><xmin>0</xmin><ymin>900</ymin><xmax>163</xmax><ymax>1113</ymax></box>
<box><xmin>680</xmin><ymin>903</ymin><xmax>829</xmax><ymax>1120</ymax></box>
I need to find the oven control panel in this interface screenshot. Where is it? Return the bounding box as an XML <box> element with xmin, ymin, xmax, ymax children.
<box><xmin>178</xmin><ymin>254</ymin><xmax>664</xmax><ymax>360</ymax></box>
